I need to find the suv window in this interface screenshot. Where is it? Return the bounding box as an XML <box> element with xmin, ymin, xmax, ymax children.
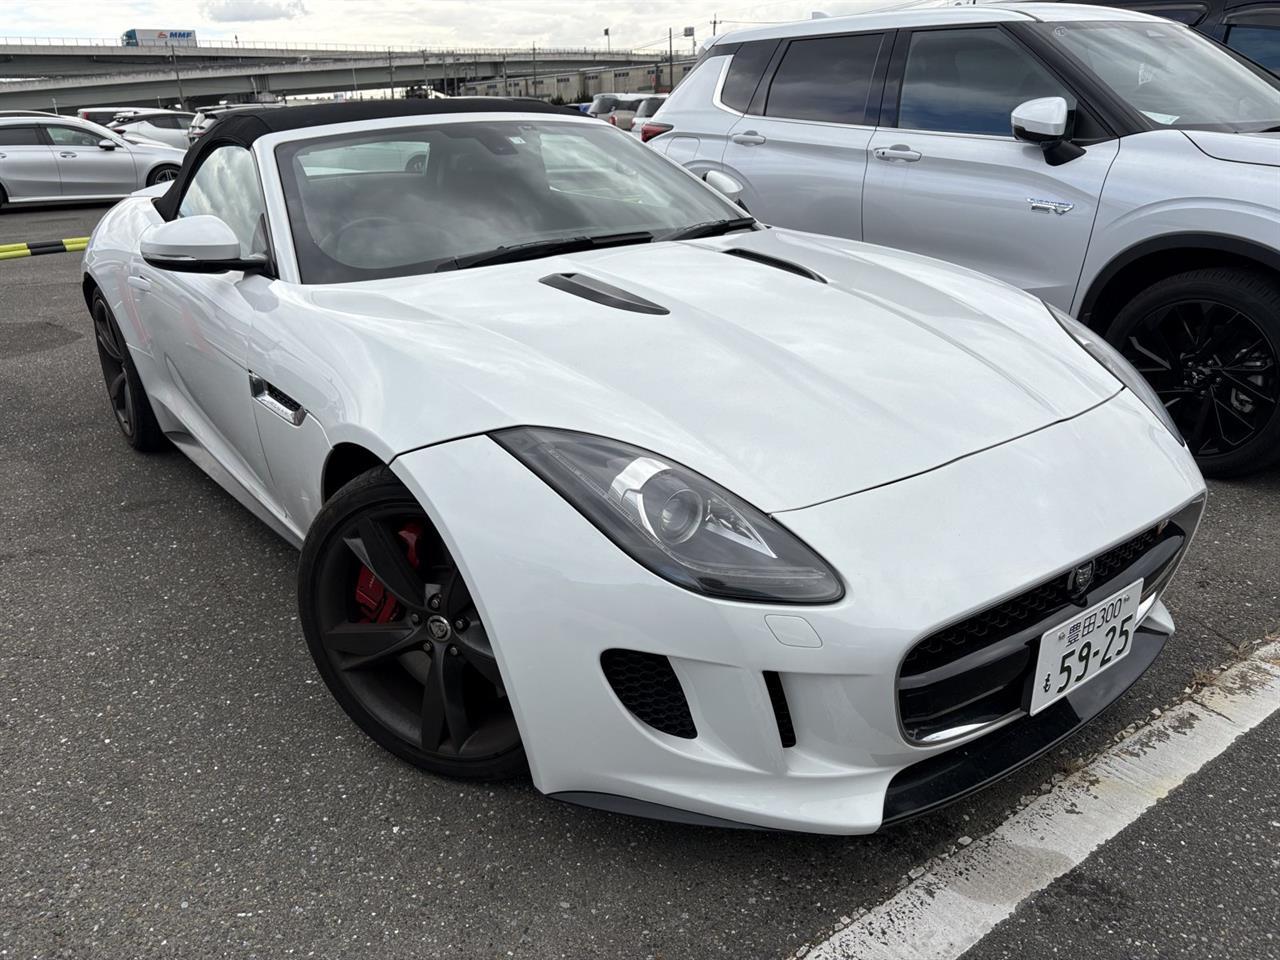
<box><xmin>0</xmin><ymin>125</ymin><xmax>41</xmax><ymax>146</ymax></box>
<box><xmin>46</xmin><ymin>124</ymin><xmax>107</xmax><ymax>147</ymax></box>
<box><xmin>897</xmin><ymin>28</ymin><xmax>1073</xmax><ymax>136</ymax></box>
<box><xmin>178</xmin><ymin>145</ymin><xmax>270</xmax><ymax>258</ymax></box>
<box><xmin>1227</xmin><ymin>26</ymin><xmax>1280</xmax><ymax>69</ymax></box>
<box><xmin>765</xmin><ymin>33</ymin><xmax>885</xmax><ymax>124</ymax></box>
<box><xmin>721</xmin><ymin>39</ymin><xmax>778</xmax><ymax>112</ymax></box>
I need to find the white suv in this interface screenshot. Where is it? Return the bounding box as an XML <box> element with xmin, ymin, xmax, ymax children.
<box><xmin>650</xmin><ymin>3</ymin><xmax>1280</xmax><ymax>475</ymax></box>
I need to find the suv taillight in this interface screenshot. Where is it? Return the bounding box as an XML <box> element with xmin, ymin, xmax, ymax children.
<box><xmin>639</xmin><ymin>121</ymin><xmax>673</xmax><ymax>144</ymax></box>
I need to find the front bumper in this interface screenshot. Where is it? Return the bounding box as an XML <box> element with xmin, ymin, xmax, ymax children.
<box><xmin>392</xmin><ymin>390</ymin><xmax>1205</xmax><ymax>834</ymax></box>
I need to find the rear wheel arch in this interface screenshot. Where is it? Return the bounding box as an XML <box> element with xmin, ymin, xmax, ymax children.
<box><xmin>1079</xmin><ymin>233</ymin><xmax>1280</xmax><ymax>333</ymax></box>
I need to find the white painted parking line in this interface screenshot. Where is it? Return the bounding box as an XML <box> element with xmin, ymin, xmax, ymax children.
<box><xmin>798</xmin><ymin>640</ymin><xmax>1280</xmax><ymax>960</ymax></box>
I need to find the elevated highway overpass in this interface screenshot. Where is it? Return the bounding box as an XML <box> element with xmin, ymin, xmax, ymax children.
<box><xmin>0</xmin><ymin>39</ymin><xmax>663</xmax><ymax>109</ymax></box>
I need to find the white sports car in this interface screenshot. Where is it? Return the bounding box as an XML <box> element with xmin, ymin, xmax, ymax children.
<box><xmin>82</xmin><ymin>100</ymin><xmax>1206</xmax><ymax>834</ymax></box>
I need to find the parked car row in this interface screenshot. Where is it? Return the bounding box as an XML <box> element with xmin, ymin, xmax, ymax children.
<box><xmin>0</xmin><ymin>113</ymin><xmax>184</xmax><ymax>205</ymax></box>
<box><xmin>645</xmin><ymin>2</ymin><xmax>1280</xmax><ymax>476</ymax></box>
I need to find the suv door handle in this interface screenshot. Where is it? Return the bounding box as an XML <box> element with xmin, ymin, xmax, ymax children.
<box><xmin>127</xmin><ymin>275</ymin><xmax>152</xmax><ymax>292</ymax></box>
<box><xmin>874</xmin><ymin>145</ymin><xmax>922</xmax><ymax>163</ymax></box>
<box><xmin>59</xmin><ymin>151</ymin><xmax>77</xmax><ymax>158</ymax></box>
<box><xmin>731</xmin><ymin>131</ymin><xmax>767</xmax><ymax>146</ymax></box>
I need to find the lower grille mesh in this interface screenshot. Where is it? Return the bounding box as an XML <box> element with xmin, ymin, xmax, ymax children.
<box><xmin>601</xmin><ymin>649</ymin><xmax>696</xmax><ymax>739</ymax></box>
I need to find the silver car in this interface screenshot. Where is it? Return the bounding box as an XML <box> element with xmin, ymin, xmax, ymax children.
<box><xmin>0</xmin><ymin>115</ymin><xmax>185</xmax><ymax>206</ymax></box>
<box><xmin>110</xmin><ymin>110</ymin><xmax>195</xmax><ymax>151</ymax></box>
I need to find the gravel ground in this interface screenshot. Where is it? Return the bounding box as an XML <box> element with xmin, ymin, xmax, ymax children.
<box><xmin>2</xmin><ymin>203</ymin><xmax>1278</xmax><ymax>959</ymax></box>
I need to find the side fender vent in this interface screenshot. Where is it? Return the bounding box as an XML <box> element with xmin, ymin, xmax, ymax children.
<box><xmin>724</xmin><ymin>248</ymin><xmax>826</xmax><ymax>283</ymax></box>
<box><xmin>540</xmin><ymin>273</ymin><xmax>670</xmax><ymax>315</ymax></box>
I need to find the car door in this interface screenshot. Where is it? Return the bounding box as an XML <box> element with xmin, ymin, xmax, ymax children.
<box><xmin>0</xmin><ymin>124</ymin><xmax>60</xmax><ymax>200</ymax></box>
<box><xmin>43</xmin><ymin>123</ymin><xmax>139</xmax><ymax>196</ymax></box>
<box><xmin>721</xmin><ymin>30</ymin><xmax>889</xmax><ymax>240</ymax></box>
<box><xmin>130</xmin><ymin>144</ymin><xmax>279</xmax><ymax>508</ymax></box>
<box><xmin>862</xmin><ymin>25</ymin><xmax>1119</xmax><ymax>310</ymax></box>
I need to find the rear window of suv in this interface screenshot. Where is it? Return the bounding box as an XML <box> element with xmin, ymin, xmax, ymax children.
<box><xmin>764</xmin><ymin>33</ymin><xmax>885</xmax><ymax>125</ymax></box>
<box><xmin>720</xmin><ymin>39</ymin><xmax>779</xmax><ymax>112</ymax></box>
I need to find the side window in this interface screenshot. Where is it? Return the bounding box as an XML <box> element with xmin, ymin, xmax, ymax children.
<box><xmin>46</xmin><ymin>125</ymin><xmax>105</xmax><ymax>147</ymax></box>
<box><xmin>1225</xmin><ymin>9</ymin><xmax>1280</xmax><ymax>73</ymax></box>
<box><xmin>765</xmin><ymin>33</ymin><xmax>885</xmax><ymax>125</ymax></box>
<box><xmin>0</xmin><ymin>125</ymin><xmax>41</xmax><ymax>146</ymax></box>
<box><xmin>178</xmin><ymin>145</ymin><xmax>269</xmax><ymax>258</ymax></box>
<box><xmin>721</xmin><ymin>40</ymin><xmax>778</xmax><ymax>112</ymax></box>
<box><xmin>897</xmin><ymin>28</ymin><xmax>1074</xmax><ymax>136</ymax></box>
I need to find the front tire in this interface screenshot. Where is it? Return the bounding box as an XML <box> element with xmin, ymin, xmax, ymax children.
<box><xmin>298</xmin><ymin>467</ymin><xmax>526</xmax><ymax>780</ymax></box>
<box><xmin>91</xmin><ymin>291</ymin><xmax>166</xmax><ymax>451</ymax></box>
<box><xmin>1108</xmin><ymin>267</ymin><xmax>1280</xmax><ymax>477</ymax></box>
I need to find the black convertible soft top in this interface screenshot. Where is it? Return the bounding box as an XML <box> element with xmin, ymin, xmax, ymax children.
<box><xmin>153</xmin><ymin>97</ymin><xmax>580</xmax><ymax>221</ymax></box>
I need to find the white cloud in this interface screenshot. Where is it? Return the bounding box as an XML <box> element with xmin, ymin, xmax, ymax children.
<box><xmin>199</xmin><ymin>0</ymin><xmax>309</xmax><ymax>22</ymax></box>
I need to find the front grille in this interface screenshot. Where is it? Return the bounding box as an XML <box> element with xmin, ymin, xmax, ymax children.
<box><xmin>898</xmin><ymin>521</ymin><xmax>1187</xmax><ymax>744</ymax></box>
<box><xmin>601</xmin><ymin>649</ymin><xmax>696</xmax><ymax>739</ymax></box>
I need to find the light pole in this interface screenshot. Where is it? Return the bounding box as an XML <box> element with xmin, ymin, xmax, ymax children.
<box><xmin>168</xmin><ymin>43</ymin><xmax>186</xmax><ymax>109</ymax></box>
<box><xmin>388</xmin><ymin>47</ymin><xmax>395</xmax><ymax>98</ymax></box>
<box><xmin>603</xmin><ymin>27</ymin><xmax>610</xmax><ymax>54</ymax></box>
<box><xmin>351</xmin><ymin>63</ymin><xmax>360</xmax><ymax>99</ymax></box>
<box><xmin>532</xmin><ymin>43</ymin><xmax>538</xmax><ymax>99</ymax></box>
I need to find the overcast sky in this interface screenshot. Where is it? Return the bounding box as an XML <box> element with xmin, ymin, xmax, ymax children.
<box><xmin>8</xmin><ymin>0</ymin><xmax>895</xmax><ymax>51</ymax></box>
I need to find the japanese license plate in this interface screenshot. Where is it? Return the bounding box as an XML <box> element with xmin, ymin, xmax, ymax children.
<box><xmin>1029</xmin><ymin>579</ymin><xmax>1143</xmax><ymax>715</ymax></box>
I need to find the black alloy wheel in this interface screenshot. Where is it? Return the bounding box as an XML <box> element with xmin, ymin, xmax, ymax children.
<box><xmin>1110</xmin><ymin>267</ymin><xmax>1280</xmax><ymax>477</ymax></box>
<box><xmin>299</xmin><ymin>468</ymin><xmax>526</xmax><ymax>780</ymax></box>
<box><xmin>90</xmin><ymin>292</ymin><xmax>165</xmax><ymax>451</ymax></box>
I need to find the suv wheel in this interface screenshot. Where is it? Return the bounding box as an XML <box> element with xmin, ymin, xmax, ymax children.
<box><xmin>1108</xmin><ymin>267</ymin><xmax>1280</xmax><ymax>477</ymax></box>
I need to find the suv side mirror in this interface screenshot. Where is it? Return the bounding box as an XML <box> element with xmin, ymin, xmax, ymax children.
<box><xmin>140</xmin><ymin>215</ymin><xmax>268</xmax><ymax>274</ymax></box>
<box><xmin>98</xmin><ymin>138</ymin><xmax>118</xmax><ymax>151</ymax></box>
<box><xmin>703</xmin><ymin>169</ymin><xmax>744</xmax><ymax>204</ymax></box>
<box><xmin>1012</xmin><ymin>97</ymin><xmax>1085</xmax><ymax>166</ymax></box>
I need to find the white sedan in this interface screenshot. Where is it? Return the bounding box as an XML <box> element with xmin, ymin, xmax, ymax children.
<box><xmin>82</xmin><ymin>100</ymin><xmax>1205</xmax><ymax>834</ymax></box>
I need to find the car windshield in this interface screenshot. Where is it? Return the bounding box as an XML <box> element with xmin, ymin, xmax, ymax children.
<box><xmin>276</xmin><ymin>118</ymin><xmax>744</xmax><ymax>284</ymax></box>
<box><xmin>1036</xmin><ymin>20</ymin><xmax>1280</xmax><ymax>133</ymax></box>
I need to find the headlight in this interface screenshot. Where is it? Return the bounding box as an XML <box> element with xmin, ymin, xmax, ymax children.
<box><xmin>493</xmin><ymin>427</ymin><xmax>844</xmax><ymax>604</ymax></box>
<box><xmin>1046</xmin><ymin>301</ymin><xmax>1184</xmax><ymax>445</ymax></box>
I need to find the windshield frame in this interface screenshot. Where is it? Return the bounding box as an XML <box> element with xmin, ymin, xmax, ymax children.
<box><xmin>1025</xmin><ymin>19</ymin><xmax>1280</xmax><ymax>134</ymax></box>
<box><xmin>267</xmin><ymin>114</ymin><xmax>745</xmax><ymax>285</ymax></box>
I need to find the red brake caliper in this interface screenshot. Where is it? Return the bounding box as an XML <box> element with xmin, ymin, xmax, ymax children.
<box><xmin>354</xmin><ymin>521</ymin><xmax>424</xmax><ymax>623</ymax></box>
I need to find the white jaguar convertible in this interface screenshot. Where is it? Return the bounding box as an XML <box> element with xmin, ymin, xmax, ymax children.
<box><xmin>82</xmin><ymin>99</ymin><xmax>1205</xmax><ymax>833</ymax></box>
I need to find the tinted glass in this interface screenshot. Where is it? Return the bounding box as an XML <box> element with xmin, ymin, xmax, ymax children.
<box><xmin>764</xmin><ymin>33</ymin><xmax>884</xmax><ymax>124</ymax></box>
<box><xmin>1042</xmin><ymin>21</ymin><xmax>1280</xmax><ymax>132</ymax></box>
<box><xmin>46</xmin><ymin>125</ymin><xmax>106</xmax><ymax>147</ymax></box>
<box><xmin>635</xmin><ymin>97</ymin><xmax>665</xmax><ymax>118</ymax></box>
<box><xmin>276</xmin><ymin>120</ymin><xmax>741</xmax><ymax>284</ymax></box>
<box><xmin>1227</xmin><ymin>25</ymin><xmax>1280</xmax><ymax>72</ymax></box>
<box><xmin>0</xmin><ymin>125</ymin><xmax>41</xmax><ymax>146</ymax></box>
<box><xmin>178</xmin><ymin>145</ymin><xmax>269</xmax><ymax>258</ymax></box>
<box><xmin>721</xmin><ymin>39</ymin><xmax>777</xmax><ymax>112</ymax></box>
<box><xmin>898</xmin><ymin>29</ymin><xmax>1073</xmax><ymax>136</ymax></box>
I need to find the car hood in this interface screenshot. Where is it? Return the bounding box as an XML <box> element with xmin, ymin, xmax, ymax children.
<box><xmin>290</xmin><ymin>229</ymin><xmax>1120</xmax><ymax>512</ymax></box>
<box><xmin>1182</xmin><ymin>129</ymin><xmax>1280</xmax><ymax>168</ymax></box>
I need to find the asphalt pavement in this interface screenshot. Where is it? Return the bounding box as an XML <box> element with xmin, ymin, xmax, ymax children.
<box><xmin>1</xmin><ymin>202</ymin><xmax>1277</xmax><ymax>959</ymax></box>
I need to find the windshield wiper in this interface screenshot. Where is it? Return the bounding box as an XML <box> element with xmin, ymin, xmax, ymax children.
<box><xmin>434</xmin><ymin>231</ymin><xmax>654</xmax><ymax>272</ymax></box>
<box><xmin>662</xmin><ymin>216</ymin><xmax>758</xmax><ymax>242</ymax></box>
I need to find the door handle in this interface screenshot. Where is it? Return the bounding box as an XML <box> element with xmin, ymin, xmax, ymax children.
<box><xmin>59</xmin><ymin>151</ymin><xmax>77</xmax><ymax>158</ymax></box>
<box><xmin>127</xmin><ymin>275</ymin><xmax>152</xmax><ymax>292</ymax></box>
<box><xmin>873</xmin><ymin>145</ymin><xmax>922</xmax><ymax>163</ymax></box>
<box><xmin>731</xmin><ymin>131</ymin><xmax>767</xmax><ymax>146</ymax></box>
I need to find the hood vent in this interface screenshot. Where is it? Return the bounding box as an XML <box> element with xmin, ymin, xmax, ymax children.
<box><xmin>539</xmin><ymin>273</ymin><xmax>669</xmax><ymax>315</ymax></box>
<box><xmin>724</xmin><ymin>248</ymin><xmax>826</xmax><ymax>283</ymax></box>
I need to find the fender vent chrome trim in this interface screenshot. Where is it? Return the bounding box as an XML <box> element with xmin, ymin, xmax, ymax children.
<box><xmin>724</xmin><ymin>248</ymin><xmax>826</xmax><ymax>283</ymax></box>
<box><xmin>249</xmin><ymin>373</ymin><xmax>306</xmax><ymax>426</ymax></box>
<box><xmin>539</xmin><ymin>273</ymin><xmax>669</xmax><ymax>315</ymax></box>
